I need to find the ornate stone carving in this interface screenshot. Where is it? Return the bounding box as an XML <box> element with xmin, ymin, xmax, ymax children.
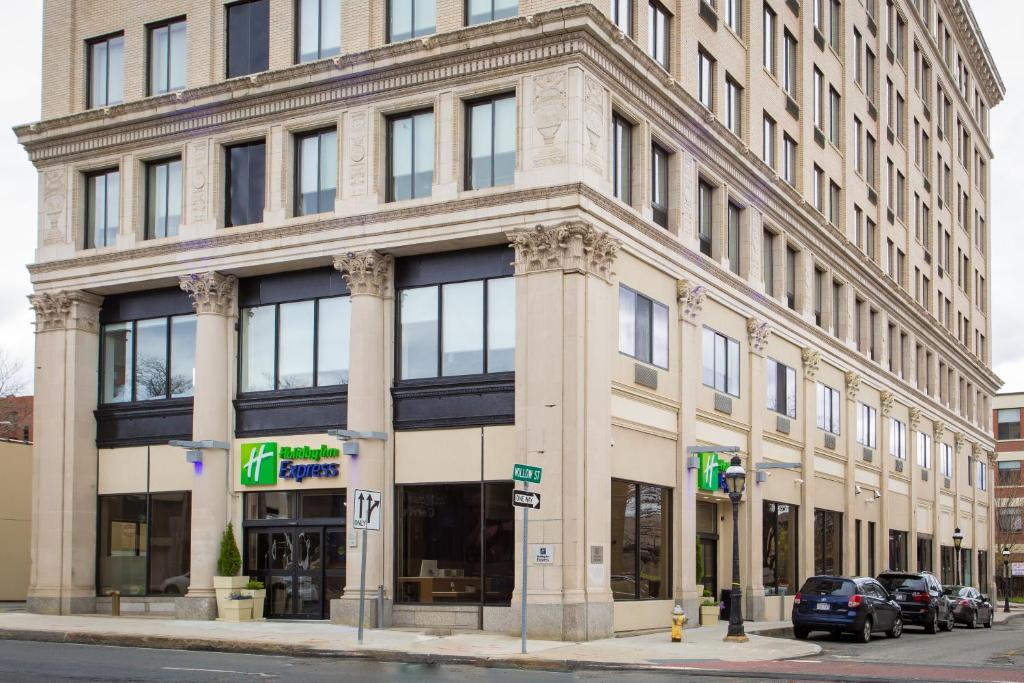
<box><xmin>954</xmin><ymin>432</ymin><xmax>966</xmax><ymax>454</ymax></box>
<box><xmin>880</xmin><ymin>391</ymin><xmax>895</xmax><ymax>417</ymax></box>
<box><xmin>533</xmin><ymin>70</ymin><xmax>568</xmax><ymax>167</ymax></box>
<box><xmin>908</xmin><ymin>407</ymin><xmax>921</xmax><ymax>432</ymax></box>
<box><xmin>583</xmin><ymin>75</ymin><xmax>604</xmax><ymax>172</ymax></box>
<box><xmin>933</xmin><ymin>421</ymin><xmax>946</xmax><ymax>441</ymax></box>
<box><xmin>29</xmin><ymin>290</ymin><xmax>102</xmax><ymax>333</ymax></box>
<box><xmin>507</xmin><ymin>222</ymin><xmax>620</xmax><ymax>282</ymax></box>
<box><xmin>189</xmin><ymin>141</ymin><xmax>209</xmax><ymax>224</ymax></box>
<box><xmin>42</xmin><ymin>168</ymin><xmax>66</xmax><ymax>245</ymax></box>
<box><xmin>801</xmin><ymin>348</ymin><xmax>820</xmax><ymax>379</ymax></box>
<box><xmin>333</xmin><ymin>251</ymin><xmax>393</xmax><ymax>296</ymax></box>
<box><xmin>676</xmin><ymin>279</ymin><xmax>707</xmax><ymax>324</ymax></box>
<box><xmin>347</xmin><ymin>110</ymin><xmax>368</xmax><ymax>196</ymax></box>
<box><xmin>179</xmin><ymin>272</ymin><xmax>238</xmax><ymax>315</ymax></box>
<box><xmin>972</xmin><ymin>443</ymin><xmax>983</xmax><ymax>460</ymax></box>
<box><xmin>746</xmin><ymin>318</ymin><xmax>771</xmax><ymax>354</ymax></box>
<box><xmin>845</xmin><ymin>371</ymin><xmax>862</xmax><ymax>400</ymax></box>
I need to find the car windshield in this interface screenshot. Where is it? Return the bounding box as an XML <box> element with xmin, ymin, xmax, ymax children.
<box><xmin>878</xmin><ymin>575</ymin><xmax>926</xmax><ymax>592</ymax></box>
<box><xmin>943</xmin><ymin>585</ymin><xmax>968</xmax><ymax>597</ymax></box>
<box><xmin>800</xmin><ymin>578</ymin><xmax>855</xmax><ymax>596</ymax></box>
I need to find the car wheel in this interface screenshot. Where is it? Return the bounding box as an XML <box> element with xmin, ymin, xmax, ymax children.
<box><xmin>794</xmin><ymin>627</ymin><xmax>810</xmax><ymax>640</ymax></box>
<box><xmin>942</xmin><ymin>612</ymin><xmax>955</xmax><ymax>632</ymax></box>
<box><xmin>887</xmin><ymin>616</ymin><xmax>903</xmax><ymax>639</ymax></box>
<box><xmin>857</xmin><ymin>618</ymin><xmax>873</xmax><ymax>644</ymax></box>
<box><xmin>925</xmin><ymin>610</ymin><xmax>938</xmax><ymax>634</ymax></box>
<box><xmin>969</xmin><ymin>611</ymin><xmax>978</xmax><ymax>630</ymax></box>
<box><xmin>985</xmin><ymin>610</ymin><xmax>994</xmax><ymax>629</ymax></box>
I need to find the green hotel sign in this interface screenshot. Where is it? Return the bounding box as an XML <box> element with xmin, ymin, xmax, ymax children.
<box><xmin>697</xmin><ymin>452</ymin><xmax>730</xmax><ymax>492</ymax></box>
<box><xmin>512</xmin><ymin>464</ymin><xmax>542</xmax><ymax>484</ymax></box>
<box><xmin>241</xmin><ymin>442</ymin><xmax>341</xmax><ymax>486</ymax></box>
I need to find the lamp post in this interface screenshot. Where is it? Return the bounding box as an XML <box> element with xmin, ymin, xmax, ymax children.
<box><xmin>1003</xmin><ymin>546</ymin><xmax>1012</xmax><ymax>614</ymax></box>
<box><xmin>723</xmin><ymin>455</ymin><xmax>748</xmax><ymax>643</ymax></box>
<box><xmin>952</xmin><ymin>527</ymin><xmax>964</xmax><ymax>586</ymax></box>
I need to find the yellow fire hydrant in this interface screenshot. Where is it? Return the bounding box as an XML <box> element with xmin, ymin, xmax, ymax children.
<box><xmin>671</xmin><ymin>604</ymin><xmax>687</xmax><ymax>642</ymax></box>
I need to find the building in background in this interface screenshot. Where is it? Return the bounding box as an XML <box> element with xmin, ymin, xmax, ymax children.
<box><xmin>994</xmin><ymin>392</ymin><xmax>1024</xmax><ymax>596</ymax></box>
<box><xmin>0</xmin><ymin>396</ymin><xmax>33</xmax><ymax>443</ymax></box>
<box><xmin>17</xmin><ymin>0</ymin><xmax>1002</xmax><ymax>637</ymax></box>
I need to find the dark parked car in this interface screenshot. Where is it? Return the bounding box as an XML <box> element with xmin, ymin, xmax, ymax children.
<box><xmin>877</xmin><ymin>571</ymin><xmax>953</xmax><ymax>633</ymax></box>
<box><xmin>943</xmin><ymin>585</ymin><xmax>994</xmax><ymax>629</ymax></box>
<box><xmin>792</xmin><ymin>576</ymin><xmax>903</xmax><ymax>643</ymax></box>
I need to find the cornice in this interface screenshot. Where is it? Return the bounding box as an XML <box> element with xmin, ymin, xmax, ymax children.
<box><xmin>940</xmin><ymin>0</ymin><xmax>1006</xmax><ymax>106</ymax></box>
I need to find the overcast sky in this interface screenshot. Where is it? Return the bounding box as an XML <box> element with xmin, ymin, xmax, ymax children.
<box><xmin>1</xmin><ymin>2</ymin><xmax>1022</xmax><ymax>394</ymax></box>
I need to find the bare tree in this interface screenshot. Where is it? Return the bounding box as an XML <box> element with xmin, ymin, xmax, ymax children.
<box><xmin>0</xmin><ymin>351</ymin><xmax>30</xmax><ymax>441</ymax></box>
<box><xmin>0</xmin><ymin>350</ymin><xmax>26</xmax><ymax>398</ymax></box>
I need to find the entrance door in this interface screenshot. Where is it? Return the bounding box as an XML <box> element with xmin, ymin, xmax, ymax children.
<box><xmin>250</xmin><ymin>527</ymin><xmax>344</xmax><ymax>619</ymax></box>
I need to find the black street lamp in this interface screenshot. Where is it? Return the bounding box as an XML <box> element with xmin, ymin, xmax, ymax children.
<box><xmin>724</xmin><ymin>455</ymin><xmax>748</xmax><ymax>643</ymax></box>
<box><xmin>952</xmin><ymin>527</ymin><xmax>964</xmax><ymax>586</ymax></box>
<box><xmin>1003</xmin><ymin>545</ymin><xmax>1012</xmax><ymax>614</ymax></box>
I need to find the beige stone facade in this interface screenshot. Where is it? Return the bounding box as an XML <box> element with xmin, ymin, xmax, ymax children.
<box><xmin>0</xmin><ymin>440</ymin><xmax>32</xmax><ymax>602</ymax></box>
<box><xmin>19</xmin><ymin>0</ymin><xmax>1002</xmax><ymax>638</ymax></box>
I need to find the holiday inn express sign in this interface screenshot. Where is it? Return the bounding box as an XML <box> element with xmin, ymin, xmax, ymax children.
<box><xmin>697</xmin><ymin>452</ymin><xmax>730</xmax><ymax>492</ymax></box>
<box><xmin>240</xmin><ymin>442</ymin><xmax>341</xmax><ymax>486</ymax></box>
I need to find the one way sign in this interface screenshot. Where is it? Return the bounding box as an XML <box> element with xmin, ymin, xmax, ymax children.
<box><xmin>513</xmin><ymin>489</ymin><xmax>541</xmax><ymax>510</ymax></box>
<box><xmin>352</xmin><ymin>489</ymin><xmax>382</xmax><ymax>530</ymax></box>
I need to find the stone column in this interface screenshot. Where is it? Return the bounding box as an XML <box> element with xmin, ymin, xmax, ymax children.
<box><xmin>954</xmin><ymin>431</ymin><xmax>967</xmax><ymax>579</ymax></box>
<box><xmin>507</xmin><ymin>221</ymin><xmax>619</xmax><ymax>641</ymax></box>
<box><xmin>176</xmin><ymin>272</ymin><xmax>237</xmax><ymax>620</ymax></box>
<box><xmin>745</xmin><ymin>319</ymin><xmax>770</xmax><ymax>620</ymax></box>
<box><xmin>800</xmin><ymin>349</ymin><xmax>821</xmax><ymax>581</ymax></box>
<box><xmin>331</xmin><ymin>251</ymin><xmax>393</xmax><ymax>627</ymax></box>
<box><xmin>908</xmin><ymin>407</ymin><xmax>922</xmax><ymax>571</ymax></box>
<box><xmin>879</xmin><ymin>391</ymin><xmax>894</xmax><ymax>572</ymax></box>
<box><xmin>26</xmin><ymin>290</ymin><xmax>103</xmax><ymax>615</ymax></box>
<box><xmin>844</xmin><ymin>372</ymin><xmax>862</xmax><ymax>576</ymax></box>
<box><xmin>933</xmin><ymin>421</ymin><xmax>946</xmax><ymax>573</ymax></box>
<box><xmin>676</xmin><ymin>279</ymin><xmax>707</xmax><ymax>624</ymax></box>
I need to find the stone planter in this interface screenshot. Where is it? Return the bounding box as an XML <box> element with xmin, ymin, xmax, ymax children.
<box><xmin>243</xmin><ymin>588</ymin><xmax>266</xmax><ymax>620</ymax></box>
<box><xmin>214</xmin><ymin>576</ymin><xmax>248</xmax><ymax>619</ymax></box>
<box><xmin>700</xmin><ymin>605</ymin><xmax>719</xmax><ymax>626</ymax></box>
<box><xmin>220</xmin><ymin>597</ymin><xmax>254</xmax><ymax>622</ymax></box>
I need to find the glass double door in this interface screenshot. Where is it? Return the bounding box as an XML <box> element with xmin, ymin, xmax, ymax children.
<box><xmin>246</xmin><ymin>526</ymin><xmax>345</xmax><ymax>619</ymax></box>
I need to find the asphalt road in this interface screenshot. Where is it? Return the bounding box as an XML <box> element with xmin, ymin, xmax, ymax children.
<box><xmin>0</xmin><ymin>618</ymin><xmax>1022</xmax><ymax>683</ymax></box>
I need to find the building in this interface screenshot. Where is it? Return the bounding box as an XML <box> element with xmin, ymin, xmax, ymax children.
<box><xmin>17</xmin><ymin>0</ymin><xmax>1002</xmax><ymax>638</ymax></box>
<box><xmin>0</xmin><ymin>396</ymin><xmax>34</xmax><ymax>443</ymax></box>
<box><xmin>0</xmin><ymin>438</ymin><xmax>32</xmax><ymax>601</ymax></box>
<box><xmin>994</xmin><ymin>392</ymin><xmax>1024</xmax><ymax>595</ymax></box>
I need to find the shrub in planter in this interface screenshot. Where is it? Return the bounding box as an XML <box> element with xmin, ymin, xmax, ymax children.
<box><xmin>699</xmin><ymin>591</ymin><xmax>720</xmax><ymax>626</ymax></box>
<box><xmin>243</xmin><ymin>579</ymin><xmax>267</xmax><ymax>621</ymax></box>
<box><xmin>214</xmin><ymin>523</ymin><xmax>248</xmax><ymax>619</ymax></box>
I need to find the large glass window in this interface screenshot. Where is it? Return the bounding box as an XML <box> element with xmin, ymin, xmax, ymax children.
<box><xmin>857</xmin><ymin>403</ymin><xmax>877</xmax><ymax>448</ymax></box>
<box><xmin>816</xmin><ymin>382</ymin><xmax>841</xmax><ymax>435</ymax></box>
<box><xmin>466</xmin><ymin>94</ymin><xmax>516</xmax><ymax>190</ymax></box>
<box><xmin>298</xmin><ymin>0</ymin><xmax>341</xmax><ymax>62</ymax></box>
<box><xmin>917</xmin><ymin>534</ymin><xmax>933</xmax><ymax>572</ymax></box>
<box><xmin>296</xmin><ymin>129</ymin><xmax>338</xmax><ymax>216</ymax></box>
<box><xmin>890</xmin><ymin>417</ymin><xmax>907</xmax><ymax>459</ymax></box>
<box><xmin>766</xmin><ymin>358</ymin><xmax>797</xmax><ymax>418</ymax></box>
<box><xmin>889</xmin><ymin>529</ymin><xmax>908</xmax><ymax>571</ymax></box>
<box><xmin>88</xmin><ymin>33</ymin><xmax>124</xmax><ymax>108</ymax></box>
<box><xmin>389</xmin><ymin>0</ymin><xmax>436</xmax><ymax>42</ymax></box>
<box><xmin>226</xmin><ymin>0</ymin><xmax>270</xmax><ymax>78</ymax></box>
<box><xmin>940</xmin><ymin>442</ymin><xmax>953</xmax><ymax>478</ymax></box>
<box><xmin>86</xmin><ymin>168</ymin><xmax>120</xmax><ymax>249</ymax></box>
<box><xmin>388</xmin><ymin>110</ymin><xmax>434</xmax><ymax>202</ymax></box>
<box><xmin>814</xmin><ymin>508</ymin><xmax>842</xmax><ymax>575</ymax></box>
<box><xmin>145</xmin><ymin>158</ymin><xmax>182</xmax><ymax>239</ymax></box>
<box><xmin>240</xmin><ymin>296</ymin><xmax>351</xmax><ymax>392</ymax></box>
<box><xmin>101</xmin><ymin>314</ymin><xmax>196</xmax><ymax>403</ymax></box>
<box><xmin>226</xmin><ymin>140</ymin><xmax>266</xmax><ymax>227</ymax></box>
<box><xmin>651</xmin><ymin>143</ymin><xmax>669</xmax><ymax>228</ymax></box>
<box><xmin>698</xmin><ymin>179</ymin><xmax>714</xmax><ymax>257</ymax></box>
<box><xmin>611</xmin><ymin>480</ymin><xmax>671</xmax><ymax>601</ymax></box>
<box><xmin>763</xmin><ymin>501</ymin><xmax>797</xmax><ymax>595</ymax></box>
<box><xmin>998</xmin><ymin>461</ymin><xmax>1021</xmax><ymax>486</ymax></box>
<box><xmin>726</xmin><ymin>77</ymin><xmax>742</xmax><ymax>136</ymax></box>
<box><xmin>148</xmin><ymin>19</ymin><xmax>187</xmax><ymax>95</ymax></box>
<box><xmin>399</xmin><ymin>277</ymin><xmax>514</xmax><ymax>380</ymax></box>
<box><xmin>612</xmin><ymin>115</ymin><xmax>633</xmax><ymax>205</ymax></box>
<box><xmin>468</xmin><ymin>0</ymin><xmax>517</xmax><ymax>25</ymax></box>
<box><xmin>917</xmin><ymin>431</ymin><xmax>932</xmax><ymax>469</ymax></box>
<box><xmin>613</xmin><ymin>0</ymin><xmax>633</xmax><ymax>34</ymax></box>
<box><xmin>702</xmin><ymin>327</ymin><xmax>740</xmax><ymax>397</ymax></box>
<box><xmin>647</xmin><ymin>1</ymin><xmax>670</xmax><ymax>69</ymax></box>
<box><xmin>396</xmin><ymin>482</ymin><xmax>513</xmax><ymax>604</ymax></box>
<box><xmin>998</xmin><ymin>408</ymin><xmax>1021</xmax><ymax>440</ymax></box>
<box><xmin>727</xmin><ymin>201</ymin><xmax>741</xmax><ymax>274</ymax></box>
<box><xmin>98</xmin><ymin>492</ymin><xmax>190</xmax><ymax>597</ymax></box>
<box><xmin>618</xmin><ymin>286</ymin><xmax>669</xmax><ymax>369</ymax></box>
<box><xmin>698</xmin><ymin>49</ymin><xmax>714</xmax><ymax>110</ymax></box>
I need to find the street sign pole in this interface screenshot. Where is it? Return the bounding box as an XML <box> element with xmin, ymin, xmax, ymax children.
<box><xmin>358</xmin><ymin>523</ymin><xmax>368</xmax><ymax>644</ymax></box>
<box><xmin>352</xmin><ymin>489</ymin><xmax>381</xmax><ymax>646</ymax></box>
<box><xmin>520</xmin><ymin>480</ymin><xmax>528</xmax><ymax>655</ymax></box>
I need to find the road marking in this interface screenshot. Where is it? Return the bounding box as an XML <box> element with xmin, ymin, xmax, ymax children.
<box><xmin>162</xmin><ymin>667</ymin><xmax>277</xmax><ymax>678</ymax></box>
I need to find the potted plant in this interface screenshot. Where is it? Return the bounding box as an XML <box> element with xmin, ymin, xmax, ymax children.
<box><xmin>243</xmin><ymin>579</ymin><xmax>266</xmax><ymax>620</ymax></box>
<box><xmin>220</xmin><ymin>592</ymin><xmax>254</xmax><ymax>622</ymax></box>
<box><xmin>699</xmin><ymin>591</ymin><xmax>719</xmax><ymax>626</ymax></box>
<box><xmin>214</xmin><ymin>523</ymin><xmax>247</xmax><ymax>620</ymax></box>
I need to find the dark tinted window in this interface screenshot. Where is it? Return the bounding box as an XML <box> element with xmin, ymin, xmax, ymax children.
<box><xmin>226</xmin><ymin>140</ymin><xmax>266</xmax><ymax>227</ymax></box>
<box><xmin>878</xmin><ymin>575</ymin><xmax>926</xmax><ymax>592</ymax></box>
<box><xmin>800</xmin><ymin>577</ymin><xmax>855</xmax><ymax>596</ymax></box>
<box><xmin>227</xmin><ymin>0</ymin><xmax>270</xmax><ymax>78</ymax></box>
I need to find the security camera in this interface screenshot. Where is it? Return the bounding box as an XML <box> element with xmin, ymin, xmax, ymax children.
<box><xmin>855</xmin><ymin>485</ymin><xmax>863</xmax><ymax>495</ymax></box>
<box><xmin>794</xmin><ymin>478</ymin><xmax>805</xmax><ymax>485</ymax></box>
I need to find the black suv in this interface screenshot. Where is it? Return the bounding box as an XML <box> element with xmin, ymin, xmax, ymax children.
<box><xmin>877</xmin><ymin>571</ymin><xmax>953</xmax><ymax>633</ymax></box>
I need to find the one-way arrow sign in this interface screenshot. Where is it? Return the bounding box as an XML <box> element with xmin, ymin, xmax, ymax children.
<box><xmin>513</xmin><ymin>489</ymin><xmax>541</xmax><ymax>510</ymax></box>
<box><xmin>352</xmin><ymin>489</ymin><xmax>382</xmax><ymax>530</ymax></box>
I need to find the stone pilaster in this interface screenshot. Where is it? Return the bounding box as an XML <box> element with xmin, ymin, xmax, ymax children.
<box><xmin>800</xmin><ymin>348</ymin><xmax>820</xmax><ymax>581</ymax></box>
<box><xmin>745</xmin><ymin>318</ymin><xmax>770</xmax><ymax>620</ymax></box>
<box><xmin>507</xmin><ymin>221</ymin><xmax>620</xmax><ymax>640</ymax></box>
<box><xmin>331</xmin><ymin>250</ymin><xmax>394</xmax><ymax>628</ymax></box>
<box><xmin>844</xmin><ymin>372</ymin><xmax>861</xmax><ymax>576</ymax></box>
<box><xmin>176</xmin><ymin>272</ymin><xmax>237</xmax><ymax>620</ymax></box>
<box><xmin>879</xmin><ymin>390</ymin><xmax>895</xmax><ymax>572</ymax></box>
<box><xmin>933</xmin><ymin>421</ymin><xmax>946</xmax><ymax>573</ymax></box>
<box><xmin>908</xmin><ymin>407</ymin><xmax>922</xmax><ymax>571</ymax></box>
<box><xmin>26</xmin><ymin>289</ymin><xmax>103</xmax><ymax>615</ymax></box>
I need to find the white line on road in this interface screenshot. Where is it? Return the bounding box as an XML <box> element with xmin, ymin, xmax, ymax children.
<box><xmin>162</xmin><ymin>667</ymin><xmax>277</xmax><ymax>678</ymax></box>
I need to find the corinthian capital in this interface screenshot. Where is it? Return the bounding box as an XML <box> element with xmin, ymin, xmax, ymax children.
<box><xmin>29</xmin><ymin>290</ymin><xmax>102</xmax><ymax>333</ymax></box>
<box><xmin>677</xmin><ymin>278</ymin><xmax>707</xmax><ymax>324</ymax></box>
<box><xmin>908</xmin><ymin>407</ymin><xmax>922</xmax><ymax>432</ymax></box>
<box><xmin>802</xmin><ymin>348</ymin><xmax>821</xmax><ymax>379</ymax></box>
<box><xmin>933</xmin><ymin>421</ymin><xmax>946</xmax><ymax>441</ymax></box>
<box><xmin>880</xmin><ymin>390</ymin><xmax>895</xmax><ymax>417</ymax></box>
<box><xmin>845</xmin><ymin>371</ymin><xmax>862</xmax><ymax>400</ymax></box>
<box><xmin>333</xmin><ymin>251</ymin><xmax>392</xmax><ymax>296</ymax></box>
<box><xmin>746</xmin><ymin>317</ymin><xmax>771</xmax><ymax>354</ymax></box>
<box><xmin>507</xmin><ymin>221</ymin><xmax>620</xmax><ymax>282</ymax></box>
<box><xmin>179</xmin><ymin>272</ymin><xmax>237</xmax><ymax>315</ymax></box>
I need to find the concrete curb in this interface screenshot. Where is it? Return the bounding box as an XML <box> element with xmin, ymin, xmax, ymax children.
<box><xmin>0</xmin><ymin>627</ymin><xmax>815</xmax><ymax>675</ymax></box>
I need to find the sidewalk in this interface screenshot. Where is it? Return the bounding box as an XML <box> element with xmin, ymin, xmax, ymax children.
<box><xmin>0</xmin><ymin>612</ymin><xmax>818</xmax><ymax>672</ymax></box>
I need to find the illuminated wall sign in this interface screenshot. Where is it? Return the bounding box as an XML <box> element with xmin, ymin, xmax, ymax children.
<box><xmin>240</xmin><ymin>442</ymin><xmax>341</xmax><ymax>486</ymax></box>
<box><xmin>697</xmin><ymin>452</ymin><xmax>729</xmax><ymax>492</ymax></box>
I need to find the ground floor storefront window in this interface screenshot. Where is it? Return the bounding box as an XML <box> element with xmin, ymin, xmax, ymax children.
<box><xmin>98</xmin><ymin>492</ymin><xmax>190</xmax><ymax>596</ymax></box>
<box><xmin>763</xmin><ymin>501</ymin><xmax>797</xmax><ymax>594</ymax></box>
<box><xmin>813</xmin><ymin>509</ymin><xmax>842</xmax><ymax>576</ymax></box>
<box><xmin>941</xmin><ymin>545</ymin><xmax>955</xmax><ymax>584</ymax></box>
<box><xmin>396</xmin><ymin>482</ymin><xmax>514</xmax><ymax>604</ymax></box>
<box><xmin>979</xmin><ymin>551</ymin><xmax>989</xmax><ymax>593</ymax></box>
<box><xmin>888</xmin><ymin>530</ymin><xmax>908</xmax><ymax>571</ymax></box>
<box><xmin>917</xmin><ymin>534</ymin><xmax>933</xmax><ymax>572</ymax></box>
<box><xmin>611</xmin><ymin>480</ymin><xmax>671</xmax><ymax>601</ymax></box>
<box><xmin>243</xmin><ymin>490</ymin><xmax>345</xmax><ymax>619</ymax></box>
<box><xmin>697</xmin><ymin>501</ymin><xmax>718</xmax><ymax>599</ymax></box>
